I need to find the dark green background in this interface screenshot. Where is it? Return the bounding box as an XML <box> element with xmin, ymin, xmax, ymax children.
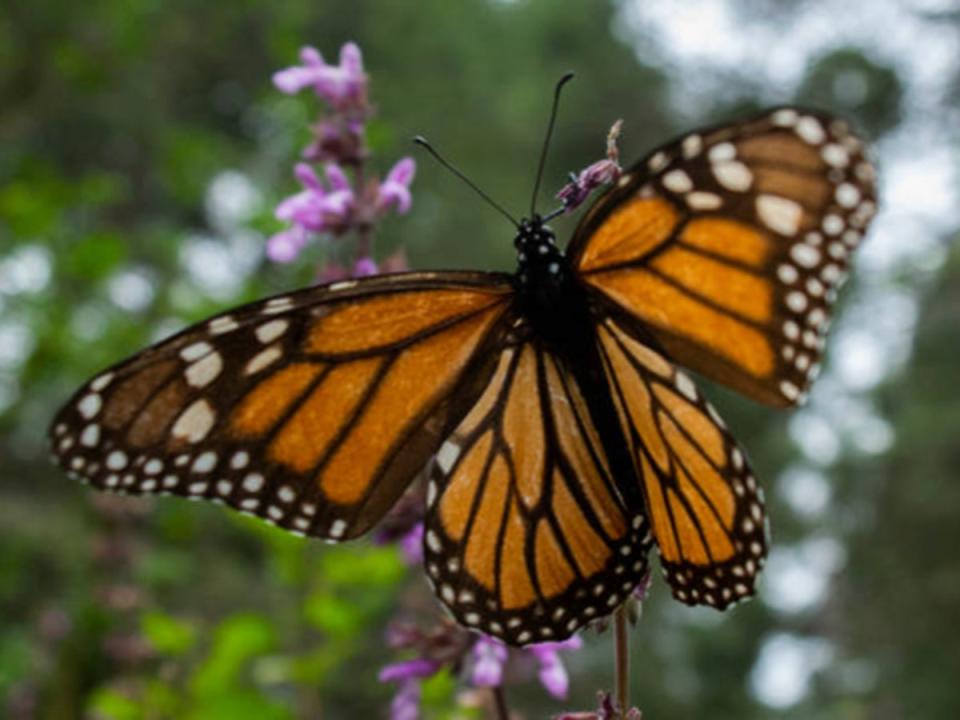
<box><xmin>2</xmin><ymin>0</ymin><xmax>958</xmax><ymax>718</ymax></box>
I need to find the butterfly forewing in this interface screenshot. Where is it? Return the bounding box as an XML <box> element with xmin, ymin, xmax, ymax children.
<box><xmin>423</xmin><ymin>335</ymin><xmax>653</xmax><ymax>646</ymax></box>
<box><xmin>49</xmin><ymin>271</ymin><xmax>513</xmax><ymax>540</ymax></box>
<box><xmin>569</xmin><ymin>107</ymin><xmax>877</xmax><ymax>407</ymax></box>
<box><xmin>596</xmin><ymin>317</ymin><xmax>766</xmax><ymax>607</ymax></box>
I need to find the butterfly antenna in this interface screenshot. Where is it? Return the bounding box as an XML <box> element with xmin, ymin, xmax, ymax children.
<box><xmin>414</xmin><ymin>136</ymin><xmax>519</xmax><ymax>228</ymax></box>
<box><xmin>530</xmin><ymin>71</ymin><xmax>575</xmax><ymax>218</ymax></box>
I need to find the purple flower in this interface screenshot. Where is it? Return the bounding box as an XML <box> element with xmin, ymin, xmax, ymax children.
<box><xmin>471</xmin><ymin>636</ymin><xmax>509</xmax><ymax>687</ymax></box>
<box><xmin>390</xmin><ymin>678</ymin><xmax>421</xmax><ymax>720</ymax></box>
<box><xmin>266</xmin><ymin>225</ymin><xmax>309</xmax><ymax>263</ymax></box>
<box><xmin>267</xmin><ymin>162</ymin><xmax>357</xmax><ymax>262</ymax></box>
<box><xmin>377</xmin><ymin>158</ymin><xmax>416</xmax><ymax>214</ymax></box>
<box><xmin>469</xmin><ymin>634</ymin><xmax>581</xmax><ymax>699</ymax></box>
<box><xmin>373</xmin><ymin>484</ymin><xmax>426</xmax><ymax>553</ymax></box>
<box><xmin>274</xmin><ymin>165</ymin><xmax>326</xmax><ymax>230</ymax></box>
<box><xmin>556</xmin><ymin>158</ymin><xmax>621</xmax><ymax>209</ymax></box>
<box><xmin>379</xmin><ymin>657</ymin><xmax>440</xmax><ymax>683</ymax></box>
<box><xmin>324</xmin><ymin>162</ymin><xmax>351</xmax><ymax>191</ymax></box>
<box><xmin>529</xmin><ymin>636</ymin><xmax>582</xmax><ymax>699</ymax></box>
<box><xmin>395</xmin><ymin>521</ymin><xmax>423</xmax><ymax>565</ymax></box>
<box><xmin>273</xmin><ymin>43</ymin><xmax>368</xmax><ymax>111</ymax></box>
<box><xmin>266</xmin><ymin>156</ymin><xmax>415</xmax><ymax>264</ymax></box>
<box><xmin>380</xmin><ymin>657</ymin><xmax>441</xmax><ymax>720</ymax></box>
<box><xmin>353</xmin><ymin>256</ymin><xmax>379</xmax><ymax>277</ymax></box>
<box><xmin>556</xmin><ymin>119</ymin><xmax>623</xmax><ymax>211</ymax></box>
<box><xmin>316</xmin><ymin>163</ymin><xmax>356</xmax><ymax>221</ymax></box>
<box><xmin>632</xmin><ymin>570</ymin><xmax>653</xmax><ymax>603</ymax></box>
<box><xmin>385</xmin><ymin>622</ymin><xmax>423</xmax><ymax>650</ymax></box>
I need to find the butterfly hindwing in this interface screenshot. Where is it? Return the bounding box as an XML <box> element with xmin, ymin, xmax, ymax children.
<box><xmin>423</xmin><ymin>336</ymin><xmax>653</xmax><ymax>645</ymax></box>
<box><xmin>49</xmin><ymin>271</ymin><xmax>513</xmax><ymax>540</ymax></box>
<box><xmin>570</xmin><ymin>107</ymin><xmax>877</xmax><ymax>407</ymax></box>
<box><xmin>596</xmin><ymin>316</ymin><xmax>767</xmax><ymax>607</ymax></box>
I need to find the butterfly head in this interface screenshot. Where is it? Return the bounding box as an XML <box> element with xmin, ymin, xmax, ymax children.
<box><xmin>514</xmin><ymin>215</ymin><xmax>565</xmax><ymax>288</ymax></box>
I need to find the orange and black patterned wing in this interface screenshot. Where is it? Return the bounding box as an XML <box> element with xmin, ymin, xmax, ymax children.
<box><xmin>423</xmin><ymin>336</ymin><xmax>653</xmax><ymax>646</ymax></box>
<box><xmin>595</xmin><ymin>317</ymin><xmax>767</xmax><ymax>607</ymax></box>
<box><xmin>49</xmin><ymin>271</ymin><xmax>512</xmax><ymax>540</ymax></box>
<box><xmin>569</xmin><ymin>107</ymin><xmax>877</xmax><ymax>407</ymax></box>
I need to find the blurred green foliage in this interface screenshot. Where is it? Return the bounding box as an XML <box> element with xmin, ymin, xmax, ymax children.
<box><xmin>1</xmin><ymin>0</ymin><xmax>957</xmax><ymax>718</ymax></box>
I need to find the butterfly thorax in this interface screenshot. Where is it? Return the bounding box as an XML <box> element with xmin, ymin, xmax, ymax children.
<box><xmin>513</xmin><ymin>215</ymin><xmax>566</xmax><ymax>284</ymax></box>
<box><xmin>513</xmin><ymin>214</ymin><xmax>599</xmax><ymax>353</ymax></box>
<box><xmin>512</xmin><ymin>215</ymin><xmax>574</xmax><ymax>333</ymax></box>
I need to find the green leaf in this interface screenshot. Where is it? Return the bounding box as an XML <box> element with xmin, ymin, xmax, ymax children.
<box><xmin>303</xmin><ymin>591</ymin><xmax>363</xmax><ymax>638</ymax></box>
<box><xmin>63</xmin><ymin>233</ymin><xmax>128</xmax><ymax>280</ymax></box>
<box><xmin>187</xmin><ymin>690</ymin><xmax>293</xmax><ymax>720</ymax></box>
<box><xmin>234</xmin><ymin>514</ymin><xmax>310</xmax><ymax>585</ymax></box>
<box><xmin>0</xmin><ymin>628</ymin><xmax>32</xmax><ymax>696</ymax></box>
<box><xmin>159</xmin><ymin>128</ymin><xmax>235</xmax><ymax>205</ymax></box>
<box><xmin>0</xmin><ymin>180</ymin><xmax>61</xmax><ymax>237</ymax></box>
<box><xmin>141</xmin><ymin>610</ymin><xmax>197</xmax><ymax>656</ymax></box>
<box><xmin>318</xmin><ymin>543</ymin><xmax>406</xmax><ymax>588</ymax></box>
<box><xmin>420</xmin><ymin>668</ymin><xmax>460</xmax><ymax>713</ymax></box>
<box><xmin>191</xmin><ymin>614</ymin><xmax>276</xmax><ymax>697</ymax></box>
<box><xmin>141</xmin><ymin>679</ymin><xmax>181</xmax><ymax>717</ymax></box>
<box><xmin>87</xmin><ymin>688</ymin><xmax>142</xmax><ymax>720</ymax></box>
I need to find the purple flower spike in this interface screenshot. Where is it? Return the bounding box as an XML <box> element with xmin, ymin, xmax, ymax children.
<box><xmin>471</xmin><ymin>636</ymin><xmax>509</xmax><ymax>688</ymax></box>
<box><xmin>529</xmin><ymin>636</ymin><xmax>582</xmax><ymax>699</ymax></box>
<box><xmin>377</xmin><ymin>157</ymin><xmax>416</xmax><ymax>214</ymax></box>
<box><xmin>268</xmin><ymin>43</ymin><xmax>414</xmax><ymax>274</ymax></box>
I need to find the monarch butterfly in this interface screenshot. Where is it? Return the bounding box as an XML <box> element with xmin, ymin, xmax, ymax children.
<box><xmin>50</xmin><ymin>84</ymin><xmax>876</xmax><ymax>646</ymax></box>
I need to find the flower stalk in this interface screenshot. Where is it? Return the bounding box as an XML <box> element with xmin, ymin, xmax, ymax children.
<box><xmin>614</xmin><ymin>603</ymin><xmax>630</xmax><ymax>715</ymax></box>
<box><xmin>492</xmin><ymin>686</ymin><xmax>510</xmax><ymax>720</ymax></box>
